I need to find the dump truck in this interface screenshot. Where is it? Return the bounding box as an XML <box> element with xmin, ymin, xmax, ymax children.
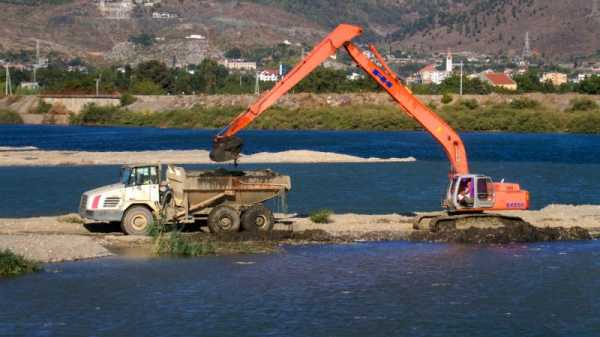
<box><xmin>79</xmin><ymin>164</ymin><xmax>291</xmax><ymax>235</ymax></box>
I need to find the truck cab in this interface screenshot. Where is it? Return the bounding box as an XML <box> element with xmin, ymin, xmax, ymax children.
<box><xmin>80</xmin><ymin>164</ymin><xmax>162</xmax><ymax>235</ymax></box>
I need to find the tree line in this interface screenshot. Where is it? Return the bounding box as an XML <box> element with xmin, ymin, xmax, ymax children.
<box><xmin>2</xmin><ymin>59</ymin><xmax>600</xmax><ymax>96</ymax></box>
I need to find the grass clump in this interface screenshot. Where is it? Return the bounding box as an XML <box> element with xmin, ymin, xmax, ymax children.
<box><xmin>149</xmin><ymin>220</ymin><xmax>216</xmax><ymax>257</ymax></box>
<box><xmin>33</xmin><ymin>99</ymin><xmax>52</xmax><ymax>114</ymax></box>
<box><xmin>154</xmin><ymin>231</ymin><xmax>216</xmax><ymax>256</ymax></box>
<box><xmin>58</xmin><ymin>214</ymin><xmax>85</xmax><ymax>224</ymax></box>
<box><xmin>510</xmin><ymin>97</ymin><xmax>540</xmax><ymax>110</ymax></box>
<box><xmin>441</xmin><ymin>93</ymin><xmax>453</xmax><ymax>104</ymax></box>
<box><xmin>0</xmin><ymin>249</ymin><xmax>40</xmax><ymax>278</ymax></box>
<box><xmin>120</xmin><ymin>93</ymin><xmax>137</xmax><ymax>107</ymax></box>
<box><xmin>310</xmin><ymin>209</ymin><xmax>333</xmax><ymax>224</ymax></box>
<box><xmin>568</xmin><ymin>98</ymin><xmax>599</xmax><ymax>112</ymax></box>
<box><xmin>0</xmin><ymin>110</ymin><xmax>23</xmax><ymax>124</ymax></box>
<box><xmin>459</xmin><ymin>98</ymin><xmax>479</xmax><ymax>110</ymax></box>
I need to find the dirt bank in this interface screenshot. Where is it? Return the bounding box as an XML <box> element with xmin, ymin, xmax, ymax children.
<box><xmin>0</xmin><ymin>149</ymin><xmax>416</xmax><ymax>166</ymax></box>
<box><xmin>0</xmin><ymin>204</ymin><xmax>597</xmax><ymax>263</ymax></box>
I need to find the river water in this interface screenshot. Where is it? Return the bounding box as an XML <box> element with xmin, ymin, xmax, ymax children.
<box><xmin>2</xmin><ymin>125</ymin><xmax>600</xmax><ymax>336</ymax></box>
<box><xmin>1</xmin><ymin>125</ymin><xmax>600</xmax><ymax>217</ymax></box>
<box><xmin>2</xmin><ymin>241</ymin><xmax>600</xmax><ymax>336</ymax></box>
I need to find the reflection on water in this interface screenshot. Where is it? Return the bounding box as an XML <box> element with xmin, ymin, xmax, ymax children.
<box><xmin>2</xmin><ymin>241</ymin><xmax>600</xmax><ymax>336</ymax></box>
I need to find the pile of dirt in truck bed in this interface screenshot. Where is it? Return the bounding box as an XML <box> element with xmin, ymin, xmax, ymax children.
<box><xmin>409</xmin><ymin>222</ymin><xmax>592</xmax><ymax>244</ymax></box>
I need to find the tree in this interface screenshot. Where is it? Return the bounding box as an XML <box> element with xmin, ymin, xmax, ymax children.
<box><xmin>131</xmin><ymin>80</ymin><xmax>164</xmax><ymax>95</ymax></box>
<box><xmin>224</xmin><ymin>47</ymin><xmax>242</xmax><ymax>59</ymax></box>
<box><xmin>135</xmin><ymin>61</ymin><xmax>171</xmax><ymax>90</ymax></box>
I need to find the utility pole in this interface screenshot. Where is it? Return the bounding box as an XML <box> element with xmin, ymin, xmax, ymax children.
<box><xmin>459</xmin><ymin>61</ymin><xmax>464</xmax><ymax>96</ymax></box>
<box><xmin>96</xmin><ymin>74</ymin><xmax>102</xmax><ymax>97</ymax></box>
<box><xmin>4</xmin><ymin>65</ymin><xmax>13</xmax><ymax>96</ymax></box>
<box><xmin>254</xmin><ymin>71</ymin><xmax>260</xmax><ymax>95</ymax></box>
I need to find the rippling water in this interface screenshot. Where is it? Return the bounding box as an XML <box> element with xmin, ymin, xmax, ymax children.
<box><xmin>2</xmin><ymin>241</ymin><xmax>600</xmax><ymax>336</ymax></box>
<box><xmin>2</xmin><ymin>126</ymin><xmax>600</xmax><ymax>336</ymax></box>
<box><xmin>1</xmin><ymin>125</ymin><xmax>600</xmax><ymax>217</ymax></box>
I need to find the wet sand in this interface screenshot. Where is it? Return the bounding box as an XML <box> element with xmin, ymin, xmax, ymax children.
<box><xmin>0</xmin><ymin>149</ymin><xmax>416</xmax><ymax>166</ymax></box>
<box><xmin>0</xmin><ymin>204</ymin><xmax>598</xmax><ymax>263</ymax></box>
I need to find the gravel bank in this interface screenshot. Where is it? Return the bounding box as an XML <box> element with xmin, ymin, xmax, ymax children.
<box><xmin>0</xmin><ymin>204</ymin><xmax>597</xmax><ymax>263</ymax></box>
<box><xmin>0</xmin><ymin>234</ymin><xmax>112</xmax><ymax>263</ymax></box>
<box><xmin>0</xmin><ymin>149</ymin><xmax>416</xmax><ymax>166</ymax></box>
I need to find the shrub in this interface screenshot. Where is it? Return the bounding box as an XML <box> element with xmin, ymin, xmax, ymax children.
<box><xmin>33</xmin><ymin>99</ymin><xmax>52</xmax><ymax>114</ymax></box>
<box><xmin>120</xmin><ymin>93</ymin><xmax>137</xmax><ymax>107</ymax></box>
<box><xmin>510</xmin><ymin>97</ymin><xmax>540</xmax><ymax>110</ymax></box>
<box><xmin>0</xmin><ymin>110</ymin><xmax>23</xmax><ymax>124</ymax></box>
<box><xmin>58</xmin><ymin>214</ymin><xmax>85</xmax><ymax>224</ymax></box>
<box><xmin>310</xmin><ymin>209</ymin><xmax>333</xmax><ymax>224</ymax></box>
<box><xmin>0</xmin><ymin>249</ymin><xmax>40</xmax><ymax>277</ymax></box>
<box><xmin>154</xmin><ymin>231</ymin><xmax>216</xmax><ymax>256</ymax></box>
<box><xmin>459</xmin><ymin>99</ymin><xmax>479</xmax><ymax>110</ymax></box>
<box><xmin>441</xmin><ymin>93</ymin><xmax>453</xmax><ymax>104</ymax></box>
<box><xmin>568</xmin><ymin>98</ymin><xmax>599</xmax><ymax>112</ymax></box>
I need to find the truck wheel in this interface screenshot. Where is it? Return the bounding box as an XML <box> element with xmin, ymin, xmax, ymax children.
<box><xmin>208</xmin><ymin>205</ymin><xmax>240</xmax><ymax>233</ymax></box>
<box><xmin>241</xmin><ymin>204</ymin><xmax>274</xmax><ymax>232</ymax></box>
<box><xmin>122</xmin><ymin>206</ymin><xmax>154</xmax><ymax>236</ymax></box>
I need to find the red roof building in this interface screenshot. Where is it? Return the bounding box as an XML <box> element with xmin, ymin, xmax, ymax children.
<box><xmin>481</xmin><ymin>72</ymin><xmax>517</xmax><ymax>90</ymax></box>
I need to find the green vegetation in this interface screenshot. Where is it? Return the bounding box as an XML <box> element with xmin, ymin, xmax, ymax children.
<box><xmin>70</xmin><ymin>96</ymin><xmax>600</xmax><ymax>134</ymax></box>
<box><xmin>510</xmin><ymin>97</ymin><xmax>540</xmax><ymax>109</ymax></box>
<box><xmin>0</xmin><ymin>249</ymin><xmax>40</xmax><ymax>278</ymax></box>
<box><xmin>32</xmin><ymin>99</ymin><xmax>52</xmax><ymax>114</ymax></box>
<box><xmin>120</xmin><ymin>93</ymin><xmax>137</xmax><ymax>107</ymax></box>
<box><xmin>568</xmin><ymin>98</ymin><xmax>599</xmax><ymax>112</ymax></box>
<box><xmin>310</xmin><ymin>209</ymin><xmax>333</xmax><ymax>224</ymax></box>
<box><xmin>441</xmin><ymin>93</ymin><xmax>453</xmax><ymax>104</ymax></box>
<box><xmin>0</xmin><ymin>110</ymin><xmax>23</xmax><ymax>124</ymax></box>
<box><xmin>128</xmin><ymin>33</ymin><xmax>155</xmax><ymax>48</ymax></box>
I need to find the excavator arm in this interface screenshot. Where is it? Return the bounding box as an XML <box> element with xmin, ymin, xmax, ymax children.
<box><xmin>210</xmin><ymin>24</ymin><xmax>468</xmax><ymax>176</ymax></box>
<box><xmin>209</xmin><ymin>24</ymin><xmax>363</xmax><ymax>162</ymax></box>
<box><xmin>343</xmin><ymin>42</ymin><xmax>469</xmax><ymax>176</ymax></box>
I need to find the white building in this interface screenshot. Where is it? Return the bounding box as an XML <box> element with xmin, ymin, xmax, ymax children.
<box><xmin>219</xmin><ymin>59</ymin><xmax>257</xmax><ymax>71</ymax></box>
<box><xmin>258</xmin><ymin>69</ymin><xmax>279</xmax><ymax>82</ymax></box>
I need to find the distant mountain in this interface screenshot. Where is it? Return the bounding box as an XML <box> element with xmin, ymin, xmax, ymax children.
<box><xmin>0</xmin><ymin>0</ymin><xmax>598</xmax><ymax>64</ymax></box>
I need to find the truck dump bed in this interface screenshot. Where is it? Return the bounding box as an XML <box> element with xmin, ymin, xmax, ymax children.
<box><xmin>167</xmin><ymin>166</ymin><xmax>291</xmax><ymax>216</ymax></box>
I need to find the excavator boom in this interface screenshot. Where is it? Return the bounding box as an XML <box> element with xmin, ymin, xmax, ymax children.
<box><xmin>210</xmin><ymin>24</ymin><xmax>363</xmax><ymax>162</ymax></box>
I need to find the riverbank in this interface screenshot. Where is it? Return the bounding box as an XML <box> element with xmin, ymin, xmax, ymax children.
<box><xmin>0</xmin><ymin>149</ymin><xmax>416</xmax><ymax>166</ymax></box>
<box><xmin>3</xmin><ymin>93</ymin><xmax>600</xmax><ymax>133</ymax></box>
<box><xmin>0</xmin><ymin>204</ymin><xmax>597</xmax><ymax>263</ymax></box>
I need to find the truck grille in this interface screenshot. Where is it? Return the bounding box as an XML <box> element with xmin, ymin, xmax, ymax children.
<box><xmin>103</xmin><ymin>197</ymin><xmax>120</xmax><ymax>208</ymax></box>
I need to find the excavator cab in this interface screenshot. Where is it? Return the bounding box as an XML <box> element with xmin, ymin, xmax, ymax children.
<box><xmin>445</xmin><ymin>174</ymin><xmax>495</xmax><ymax>211</ymax></box>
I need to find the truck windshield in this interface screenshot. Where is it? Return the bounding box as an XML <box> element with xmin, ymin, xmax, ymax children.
<box><xmin>121</xmin><ymin>168</ymin><xmax>132</xmax><ymax>184</ymax></box>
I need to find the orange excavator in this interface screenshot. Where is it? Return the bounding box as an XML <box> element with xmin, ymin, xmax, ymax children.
<box><xmin>210</xmin><ymin>24</ymin><xmax>529</xmax><ymax>230</ymax></box>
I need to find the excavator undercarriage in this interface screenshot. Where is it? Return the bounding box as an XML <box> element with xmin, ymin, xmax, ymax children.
<box><xmin>413</xmin><ymin>212</ymin><xmax>530</xmax><ymax>233</ymax></box>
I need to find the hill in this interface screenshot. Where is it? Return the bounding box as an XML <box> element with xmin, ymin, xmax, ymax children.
<box><xmin>0</xmin><ymin>0</ymin><xmax>598</xmax><ymax>63</ymax></box>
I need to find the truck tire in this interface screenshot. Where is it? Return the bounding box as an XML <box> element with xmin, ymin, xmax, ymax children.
<box><xmin>122</xmin><ymin>206</ymin><xmax>154</xmax><ymax>236</ymax></box>
<box><xmin>208</xmin><ymin>205</ymin><xmax>241</xmax><ymax>233</ymax></box>
<box><xmin>241</xmin><ymin>204</ymin><xmax>275</xmax><ymax>232</ymax></box>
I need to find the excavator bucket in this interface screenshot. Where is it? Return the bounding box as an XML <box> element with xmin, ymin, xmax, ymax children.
<box><xmin>210</xmin><ymin>136</ymin><xmax>244</xmax><ymax>162</ymax></box>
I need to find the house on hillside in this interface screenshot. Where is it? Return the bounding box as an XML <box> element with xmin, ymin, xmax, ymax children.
<box><xmin>258</xmin><ymin>69</ymin><xmax>279</xmax><ymax>82</ymax></box>
<box><xmin>219</xmin><ymin>59</ymin><xmax>257</xmax><ymax>72</ymax></box>
<box><xmin>541</xmin><ymin>72</ymin><xmax>567</xmax><ymax>86</ymax></box>
<box><xmin>480</xmin><ymin>72</ymin><xmax>517</xmax><ymax>91</ymax></box>
<box><xmin>415</xmin><ymin>50</ymin><xmax>454</xmax><ymax>85</ymax></box>
<box><xmin>417</xmin><ymin>64</ymin><xmax>448</xmax><ymax>85</ymax></box>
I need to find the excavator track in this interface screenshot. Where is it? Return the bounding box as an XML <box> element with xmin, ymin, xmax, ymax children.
<box><xmin>414</xmin><ymin>212</ymin><xmax>529</xmax><ymax>232</ymax></box>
